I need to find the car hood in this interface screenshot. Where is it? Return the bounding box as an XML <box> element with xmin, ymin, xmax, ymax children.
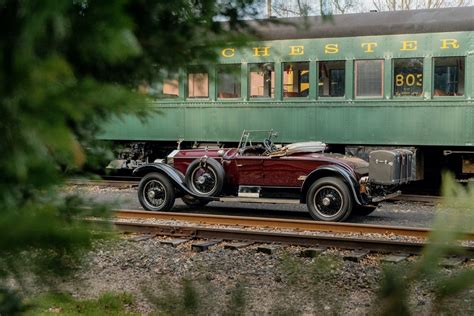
<box><xmin>310</xmin><ymin>153</ymin><xmax>369</xmax><ymax>175</ymax></box>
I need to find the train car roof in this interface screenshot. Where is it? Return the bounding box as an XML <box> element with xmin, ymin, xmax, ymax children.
<box><xmin>248</xmin><ymin>7</ymin><xmax>474</xmax><ymax>40</ymax></box>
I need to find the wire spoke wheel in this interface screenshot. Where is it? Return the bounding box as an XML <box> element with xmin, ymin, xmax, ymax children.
<box><xmin>138</xmin><ymin>173</ymin><xmax>176</xmax><ymax>212</ymax></box>
<box><xmin>314</xmin><ymin>186</ymin><xmax>344</xmax><ymax>217</ymax></box>
<box><xmin>143</xmin><ymin>180</ymin><xmax>166</xmax><ymax>208</ymax></box>
<box><xmin>307</xmin><ymin>177</ymin><xmax>353</xmax><ymax>222</ymax></box>
<box><xmin>190</xmin><ymin>166</ymin><xmax>217</xmax><ymax>195</ymax></box>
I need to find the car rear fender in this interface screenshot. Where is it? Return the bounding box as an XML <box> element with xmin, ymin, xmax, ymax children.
<box><xmin>300</xmin><ymin>166</ymin><xmax>363</xmax><ymax>205</ymax></box>
<box><xmin>133</xmin><ymin>163</ymin><xmax>214</xmax><ymax>200</ymax></box>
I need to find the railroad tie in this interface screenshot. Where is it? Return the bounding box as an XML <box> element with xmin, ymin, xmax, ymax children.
<box><xmin>381</xmin><ymin>254</ymin><xmax>409</xmax><ymax>263</ymax></box>
<box><xmin>161</xmin><ymin>238</ymin><xmax>189</xmax><ymax>247</ymax></box>
<box><xmin>343</xmin><ymin>250</ymin><xmax>370</xmax><ymax>262</ymax></box>
<box><xmin>191</xmin><ymin>239</ymin><xmax>222</xmax><ymax>252</ymax></box>
<box><xmin>224</xmin><ymin>241</ymin><xmax>254</xmax><ymax>250</ymax></box>
<box><xmin>257</xmin><ymin>245</ymin><xmax>278</xmax><ymax>255</ymax></box>
<box><xmin>300</xmin><ymin>247</ymin><xmax>326</xmax><ymax>258</ymax></box>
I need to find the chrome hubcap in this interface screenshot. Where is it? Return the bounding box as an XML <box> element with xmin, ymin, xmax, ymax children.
<box><xmin>147</xmin><ymin>190</ymin><xmax>156</xmax><ymax>199</ymax></box>
<box><xmin>322</xmin><ymin>197</ymin><xmax>331</xmax><ymax>206</ymax></box>
<box><xmin>197</xmin><ymin>175</ymin><xmax>207</xmax><ymax>185</ymax></box>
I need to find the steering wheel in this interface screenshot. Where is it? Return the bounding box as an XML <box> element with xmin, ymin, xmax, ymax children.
<box><xmin>263</xmin><ymin>138</ymin><xmax>276</xmax><ymax>154</ymax></box>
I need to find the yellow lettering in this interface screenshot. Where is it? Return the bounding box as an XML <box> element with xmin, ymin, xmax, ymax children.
<box><xmin>289</xmin><ymin>45</ymin><xmax>304</xmax><ymax>55</ymax></box>
<box><xmin>361</xmin><ymin>42</ymin><xmax>377</xmax><ymax>53</ymax></box>
<box><xmin>221</xmin><ymin>48</ymin><xmax>235</xmax><ymax>58</ymax></box>
<box><xmin>396</xmin><ymin>74</ymin><xmax>404</xmax><ymax>87</ymax></box>
<box><xmin>440</xmin><ymin>39</ymin><xmax>459</xmax><ymax>49</ymax></box>
<box><xmin>406</xmin><ymin>74</ymin><xmax>415</xmax><ymax>86</ymax></box>
<box><xmin>325</xmin><ymin>44</ymin><xmax>339</xmax><ymax>54</ymax></box>
<box><xmin>400</xmin><ymin>41</ymin><xmax>417</xmax><ymax>51</ymax></box>
<box><xmin>416</xmin><ymin>74</ymin><xmax>423</xmax><ymax>86</ymax></box>
<box><xmin>253</xmin><ymin>47</ymin><xmax>271</xmax><ymax>56</ymax></box>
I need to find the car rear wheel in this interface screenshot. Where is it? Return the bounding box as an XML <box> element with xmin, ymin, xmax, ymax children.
<box><xmin>185</xmin><ymin>157</ymin><xmax>225</xmax><ymax>197</ymax></box>
<box><xmin>138</xmin><ymin>172</ymin><xmax>175</xmax><ymax>211</ymax></box>
<box><xmin>307</xmin><ymin>177</ymin><xmax>353</xmax><ymax>222</ymax></box>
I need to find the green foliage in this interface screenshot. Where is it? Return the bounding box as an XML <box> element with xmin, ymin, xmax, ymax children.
<box><xmin>0</xmin><ymin>0</ymin><xmax>258</xmax><ymax>313</ymax></box>
<box><xmin>26</xmin><ymin>292</ymin><xmax>136</xmax><ymax>316</ymax></box>
<box><xmin>277</xmin><ymin>252</ymin><xmax>345</xmax><ymax>313</ymax></box>
<box><xmin>279</xmin><ymin>251</ymin><xmax>342</xmax><ymax>285</ymax></box>
<box><xmin>222</xmin><ymin>281</ymin><xmax>247</xmax><ymax>316</ymax></box>
<box><xmin>0</xmin><ymin>287</ymin><xmax>29</xmax><ymax>315</ymax></box>
<box><xmin>146</xmin><ymin>277</ymin><xmax>248</xmax><ymax>315</ymax></box>
<box><xmin>374</xmin><ymin>173</ymin><xmax>474</xmax><ymax>315</ymax></box>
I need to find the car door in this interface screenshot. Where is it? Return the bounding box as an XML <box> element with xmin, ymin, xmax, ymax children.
<box><xmin>262</xmin><ymin>156</ymin><xmax>310</xmax><ymax>187</ymax></box>
<box><xmin>234</xmin><ymin>155</ymin><xmax>265</xmax><ymax>186</ymax></box>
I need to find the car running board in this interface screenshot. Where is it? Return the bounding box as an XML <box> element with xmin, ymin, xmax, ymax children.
<box><xmin>371</xmin><ymin>190</ymin><xmax>401</xmax><ymax>203</ymax></box>
<box><xmin>218</xmin><ymin>197</ymin><xmax>301</xmax><ymax>204</ymax></box>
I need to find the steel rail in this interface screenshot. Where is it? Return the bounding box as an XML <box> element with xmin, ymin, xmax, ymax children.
<box><xmin>113</xmin><ymin>209</ymin><xmax>474</xmax><ymax>240</ymax></box>
<box><xmin>112</xmin><ymin>221</ymin><xmax>474</xmax><ymax>258</ymax></box>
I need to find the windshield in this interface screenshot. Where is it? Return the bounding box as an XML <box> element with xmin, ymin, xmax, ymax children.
<box><xmin>237</xmin><ymin>130</ymin><xmax>278</xmax><ymax>151</ymax></box>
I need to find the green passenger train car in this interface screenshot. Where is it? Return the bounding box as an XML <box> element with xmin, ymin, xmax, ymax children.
<box><xmin>101</xmin><ymin>7</ymin><xmax>474</xmax><ymax>180</ymax></box>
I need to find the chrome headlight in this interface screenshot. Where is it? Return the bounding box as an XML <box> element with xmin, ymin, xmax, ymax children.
<box><xmin>166</xmin><ymin>149</ymin><xmax>179</xmax><ymax>166</ymax></box>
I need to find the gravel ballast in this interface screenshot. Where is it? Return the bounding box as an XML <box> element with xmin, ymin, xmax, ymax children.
<box><xmin>49</xmin><ymin>185</ymin><xmax>474</xmax><ymax>314</ymax></box>
<box><xmin>51</xmin><ymin>234</ymin><xmax>473</xmax><ymax>315</ymax></box>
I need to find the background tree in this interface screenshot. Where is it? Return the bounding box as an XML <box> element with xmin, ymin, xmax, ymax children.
<box><xmin>372</xmin><ymin>0</ymin><xmax>473</xmax><ymax>11</ymax></box>
<box><xmin>0</xmin><ymin>0</ymin><xmax>257</xmax><ymax>313</ymax></box>
<box><xmin>266</xmin><ymin>0</ymin><xmax>473</xmax><ymax>17</ymax></box>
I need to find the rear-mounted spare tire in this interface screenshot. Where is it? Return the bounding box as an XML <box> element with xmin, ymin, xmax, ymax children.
<box><xmin>185</xmin><ymin>157</ymin><xmax>225</xmax><ymax>197</ymax></box>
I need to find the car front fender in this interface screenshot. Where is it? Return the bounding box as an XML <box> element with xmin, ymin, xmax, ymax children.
<box><xmin>300</xmin><ymin>165</ymin><xmax>364</xmax><ymax>205</ymax></box>
<box><xmin>133</xmin><ymin>163</ymin><xmax>215</xmax><ymax>200</ymax></box>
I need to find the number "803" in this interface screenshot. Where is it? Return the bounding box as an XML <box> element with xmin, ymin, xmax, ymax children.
<box><xmin>395</xmin><ymin>73</ymin><xmax>423</xmax><ymax>87</ymax></box>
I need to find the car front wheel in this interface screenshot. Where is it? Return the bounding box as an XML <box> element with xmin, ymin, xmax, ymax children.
<box><xmin>138</xmin><ymin>172</ymin><xmax>176</xmax><ymax>211</ymax></box>
<box><xmin>307</xmin><ymin>177</ymin><xmax>353</xmax><ymax>222</ymax></box>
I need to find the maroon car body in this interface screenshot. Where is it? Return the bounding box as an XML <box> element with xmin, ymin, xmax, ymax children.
<box><xmin>133</xmin><ymin>131</ymin><xmax>407</xmax><ymax>222</ymax></box>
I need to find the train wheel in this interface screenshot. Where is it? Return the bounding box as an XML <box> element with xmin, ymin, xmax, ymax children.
<box><xmin>185</xmin><ymin>157</ymin><xmax>225</xmax><ymax>197</ymax></box>
<box><xmin>181</xmin><ymin>195</ymin><xmax>210</xmax><ymax>208</ymax></box>
<box><xmin>307</xmin><ymin>177</ymin><xmax>352</xmax><ymax>222</ymax></box>
<box><xmin>138</xmin><ymin>172</ymin><xmax>175</xmax><ymax>211</ymax></box>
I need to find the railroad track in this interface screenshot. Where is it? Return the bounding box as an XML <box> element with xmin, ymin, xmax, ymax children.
<box><xmin>69</xmin><ymin>178</ymin><xmax>442</xmax><ymax>203</ymax></box>
<box><xmin>111</xmin><ymin>209</ymin><xmax>474</xmax><ymax>258</ymax></box>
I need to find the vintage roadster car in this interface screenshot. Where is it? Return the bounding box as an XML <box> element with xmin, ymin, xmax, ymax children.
<box><xmin>133</xmin><ymin>130</ymin><xmax>412</xmax><ymax>222</ymax></box>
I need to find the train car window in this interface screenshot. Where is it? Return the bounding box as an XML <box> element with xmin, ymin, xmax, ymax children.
<box><xmin>393</xmin><ymin>58</ymin><xmax>423</xmax><ymax>97</ymax></box>
<box><xmin>319</xmin><ymin>61</ymin><xmax>345</xmax><ymax>97</ymax></box>
<box><xmin>433</xmin><ymin>57</ymin><xmax>465</xmax><ymax>96</ymax></box>
<box><xmin>138</xmin><ymin>80</ymin><xmax>158</xmax><ymax>97</ymax></box>
<box><xmin>161</xmin><ymin>71</ymin><xmax>180</xmax><ymax>98</ymax></box>
<box><xmin>187</xmin><ymin>67</ymin><xmax>209</xmax><ymax>98</ymax></box>
<box><xmin>162</xmin><ymin>79</ymin><xmax>179</xmax><ymax>97</ymax></box>
<box><xmin>283</xmin><ymin>62</ymin><xmax>310</xmax><ymax>98</ymax></box>
<box><xmin>355</xmin><ymin>60</ymin><xmax>384</xmax><ymax>98</ymax></box>
<box><xmin>217</xmin><ymin>64</ymin><xmax>241</xmax><ymax>99</ymax></box>
<box><xmin>249</xmin><ymin>63</ymin><xmax>275</xmax><ymax>98</ymax></box>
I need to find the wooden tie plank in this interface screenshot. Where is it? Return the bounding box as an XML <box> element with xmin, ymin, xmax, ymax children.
<box><xmin>381</xmin><ymin>254</ymin><xmax>410</xmax><ymax>263</ymax></box>
<box><xmin>224</xmin><ymin>241</ymin><xmax>254</xmax><ymax>250</ymax></box>
<box><xmin>161</xmin><ymin>238</ymin><xmax>189</xmax><ymax>247</ymax></box>
<box><xmin>343</xmin><ymin>250</ymin><xmax>370</xmax><ymax>262</ymax></box>
<box><xmin>191</xmin><ymin>239</ymin><xmax>222</xmax><ymax>252</ymax></box>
